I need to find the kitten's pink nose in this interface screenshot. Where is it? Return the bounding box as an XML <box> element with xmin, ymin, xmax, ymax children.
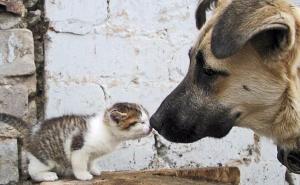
<box><xmin>145</xmin><ymin>126</ymin><xmax>153</xmax><ymax>135</ymax></box>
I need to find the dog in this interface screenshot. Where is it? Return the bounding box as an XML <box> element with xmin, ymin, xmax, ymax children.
<box><xmin>150</xmin><ymin>0</ymin><xmax>300</xmax><ymax>172</ymax></box>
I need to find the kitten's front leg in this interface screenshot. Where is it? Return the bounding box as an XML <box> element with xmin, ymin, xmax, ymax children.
<box><xmin>71</xmin><ymin>150</ymin><xmax>93</xmax><ymax>181</ymax></box>
<box><xmin>89</xmin><ymin>158</ymin><xmax>102</xmax><ymax>176</ymax></box>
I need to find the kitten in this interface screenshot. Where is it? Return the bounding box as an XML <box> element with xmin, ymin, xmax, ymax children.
<box><xmin>0</xmin><ymin>102</ymin><xmax>152</xmax><ymax>182</ymax></box>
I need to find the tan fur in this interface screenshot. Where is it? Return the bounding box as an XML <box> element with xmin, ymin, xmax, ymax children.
<box><xmin>118</xmin><ymin>110</ymin><xmax>141</xmax><ymax>130</ymax></box>
<box><xmin>193</xmin><ymin>0</ymin><xmax>300</xmax><ymax>149</ymax></box>
<box><xmin>106</xmin><ymin>103</ymin><xmax>143</xmax><ymax>130</ymax></box>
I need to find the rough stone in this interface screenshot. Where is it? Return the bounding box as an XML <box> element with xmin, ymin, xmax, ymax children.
<box><xmin>34</xmin><ymin>40</ymin><xmax>44</xmax><ymax>63</ymax></box>
<box><xmin>0</xmin><ymin>0</ymin><xmax>26</xmax><ymax>16</ymax></box>
<box><xmin>27</xmin><ymin>100</ymin><xmax>37</xmax><ymax>124</ymax></box>
<box><xmin>24</xmin><ymin>0</ymin><xmax>38</xmax><ymax>8</ymax></box>
<box><xmin>27</xmin><ymin>10</ymin><xmax>42</xmax><ymax>26</ymax></box>
<box><xmin>0</xmin><ymin>137</ymin><xmax>19</xmax><ymax>185</ymax></box>
<box><xmin>0</xmin><ymin>61</ymin><xmax>35</xmax><ymax>77</ymax></box>
<box><xmin>0</xmin><ymin>85</ymin><xmax>28</xmax><ymax>118</ymax></box>
<box><xmin>0</xmin><ymin>12</ymin><xmax>22</xmax><ymax>29</ymax></box>
<box><xmin>0</xmin><ymin>29</ymin><xmax>35</xmax><ymax>77</ymax></box>
<box><xmin>0</xmin><ymin>75</ymin><xmax>37</xmax><ymax>97</ymax></box>
<box><xmin>0</xmin><ymin>1</ymin><xmax>37</xmax><ymax>185</ymax></box>
<box><xmin>0</xmin><ymin>122</ymin><xmax>21</xmax><ymax>138</ymax></box>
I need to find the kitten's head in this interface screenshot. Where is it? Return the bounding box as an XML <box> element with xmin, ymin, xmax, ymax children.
<box><xmin>106</xmin><ymin>102</ymin><xmax>152</xmax><ymax>140</ymax></box>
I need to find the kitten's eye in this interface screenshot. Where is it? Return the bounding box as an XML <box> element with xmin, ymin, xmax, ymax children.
<box><xmin>141</xmin><ymin>121</ymin><xmax>146</xmax><ymax>124</ymax></box>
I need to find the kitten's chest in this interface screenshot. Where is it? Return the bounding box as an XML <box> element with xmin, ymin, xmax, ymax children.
<box><xmin>85</xmin><ymin>115</ymin><xmax>120</xmax><ymax>154</ymax></box>
<box><xmin>88</xmin><ymin>136</ymin><xmax>119</xmax><ymax>154</ymax></box>
<box><xmin>85</xmin><ymin>139</ymin><xmax>118</xmax><ymax>162</ymax></box>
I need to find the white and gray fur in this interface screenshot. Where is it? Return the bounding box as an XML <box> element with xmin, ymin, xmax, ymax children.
<box><xmin>0</xmin><ymin>102</ymin><xmax>151</xmax><ymax>182</ymax></box>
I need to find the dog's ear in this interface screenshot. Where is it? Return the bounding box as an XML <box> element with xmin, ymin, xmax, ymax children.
<box><xmin>211</xmin><ymin>1</ymin><xmax>295</xmax><ymax>59</ymax></box>
<box><xmin>195</xmin><ymin>0</ymin><xmax>218</xmax><ymax>30</ymax></box>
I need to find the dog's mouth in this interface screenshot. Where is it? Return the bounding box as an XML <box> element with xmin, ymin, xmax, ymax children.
<box><xmin>150</xmin><ymin>116</ymin><xmax>202</xmax><ymax>143</ymax></box>
<box><xmin>150</xmin><ymin>113</ymin><xmax>236</xmax><ymax>143</ymax></box>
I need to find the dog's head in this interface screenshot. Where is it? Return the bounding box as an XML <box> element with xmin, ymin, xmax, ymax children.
<box><xmin>151</xmin><ymin>0</ymin><xmax>300</xmax><ymax>149</ymax></box>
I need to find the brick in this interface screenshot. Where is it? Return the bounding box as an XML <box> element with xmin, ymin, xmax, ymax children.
<box><xmin>0</xmin><ymin>0</ymin><xmax>25</xmax><ymax>16</ymax></box>
<box><xmin>45</xmin><ymin>0</ymin><xmax>107</xmax><ymax>34</ymax></box>
<box><xmin>45</xmin><ymin>81</ymin><xmax>106</xmax><ymax>119</ymax></box>
<box><xmin>0</xmin><ymin>85</ymin><xmax>28</xmax><ymax>118</ymax></box>
<box><xmin>0</xmin><ymin>61</ymin><xmax>36</xmax><ymax>77</ymax></box>
<box><xmin>0</xmin><ymin>29</ymin><xmax>35</xmax><ymax>77</ymax></box>
<box><xmin>109</xmin><ymin>0</ymin><xmax>198</xmax><ymax>33</ymax></box>
<box><xmin>0</xmin><ymin>137</ymin><xmax>19</xmax><ymax>185</ymax></box>
<box><xmin>1</xmin><ymin>74</ymin><xmax>37</xmax><ymax>94</ymax></box>
<box><xmin>0</xmin><ymin>12</ymin><xmax>22</xmax><ymax>29</ymax></box>
<box><xmin>45</xmin><ymin>32</ymin><xmax>173</xmax><ymax>82</ymax></box>
<box><xmin>45</xmin><ymin>32</ymin><xmax>97</xmax><ymax>80</ymax></box>
<box><xmin>0</xmin><ymin>75</ymin><xmax>37</xmax><ymax>123</ymax></box>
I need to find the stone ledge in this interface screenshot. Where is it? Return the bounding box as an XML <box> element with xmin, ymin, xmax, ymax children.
<box><xmin>39</xmin><ymin>167</ymin><xmax>240</xmax><ymax>185</ymax></box>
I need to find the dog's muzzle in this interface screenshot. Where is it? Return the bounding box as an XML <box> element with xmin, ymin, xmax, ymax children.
<box><xmin>277</xmin><ymin>146</ymin><xmax>300</xmax><ymax>174</ymax></box>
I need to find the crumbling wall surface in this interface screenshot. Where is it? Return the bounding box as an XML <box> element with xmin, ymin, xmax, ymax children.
<box><xmin>0</xmin><ymin>0</ymin><xmax>42</xmax><ymax>184</ymax></box>
<box><xmin>43</xmin><ymin>0</ymin><xmax>299</xmax><ymax>185</ymax></box>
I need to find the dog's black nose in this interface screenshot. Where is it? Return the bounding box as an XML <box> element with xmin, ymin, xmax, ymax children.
<box><xmin>150</xmin><ymin>115</ymin><xmax>162</xmax><ymax>132</ymax></box>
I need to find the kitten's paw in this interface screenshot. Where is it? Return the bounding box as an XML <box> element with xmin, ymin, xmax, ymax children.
<box><xmin>74</xmin><ymin>171</ymin><xmax>93</xmax><ymax>181</ymax></box>
<box><xmin>43</xmin><ymin>172</ymin><xmax>59</xmax><ymax>181</ymax></box>
<box><xmin>31</xmin><ymin>172</ymin><xmax>58</xmax><ymax>182</ymax></box>
<box><xmin>90</xmin><ymin>166</ymin><xmax>102</xmax><ymax>176</ymax></box>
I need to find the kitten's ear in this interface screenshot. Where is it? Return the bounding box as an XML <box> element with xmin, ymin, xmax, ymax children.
<box><xmin>110</xmin><ymin>110</ymin><xmax>128</xmax><ymax>123</ymax></box>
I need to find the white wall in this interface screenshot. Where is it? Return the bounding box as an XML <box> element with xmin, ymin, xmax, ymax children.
<box><xmin>44</xmin><ymin>1</ymin><xmax>300</xmax><ymax>184</ymax></box>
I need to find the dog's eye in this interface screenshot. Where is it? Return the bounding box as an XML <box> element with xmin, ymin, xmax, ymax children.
<box><xmin>203</xmin><ymin>67</ymin><xmax>217</xmax><ymax>76</ymax></box>
<box><xmin>203</xmin><ymin>67</ymin><xmax>228</xmax><ymax>77</ymax></box>
<box><xmin>196</xmin><ymin>50</ymin><xmax>228</xmax><ymax>78</ymax></box>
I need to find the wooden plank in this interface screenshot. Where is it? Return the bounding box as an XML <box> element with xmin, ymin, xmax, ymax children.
<box><xmin>40</xmin><ymin>167</ymin><xmax>240</xmax><ymax>185</ymax></box>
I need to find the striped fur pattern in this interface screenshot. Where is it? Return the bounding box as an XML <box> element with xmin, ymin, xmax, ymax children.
<box><xmin>0</xmin><ymin>102</ymin><xmax>151</xmax><ymax>182</ymax></box>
